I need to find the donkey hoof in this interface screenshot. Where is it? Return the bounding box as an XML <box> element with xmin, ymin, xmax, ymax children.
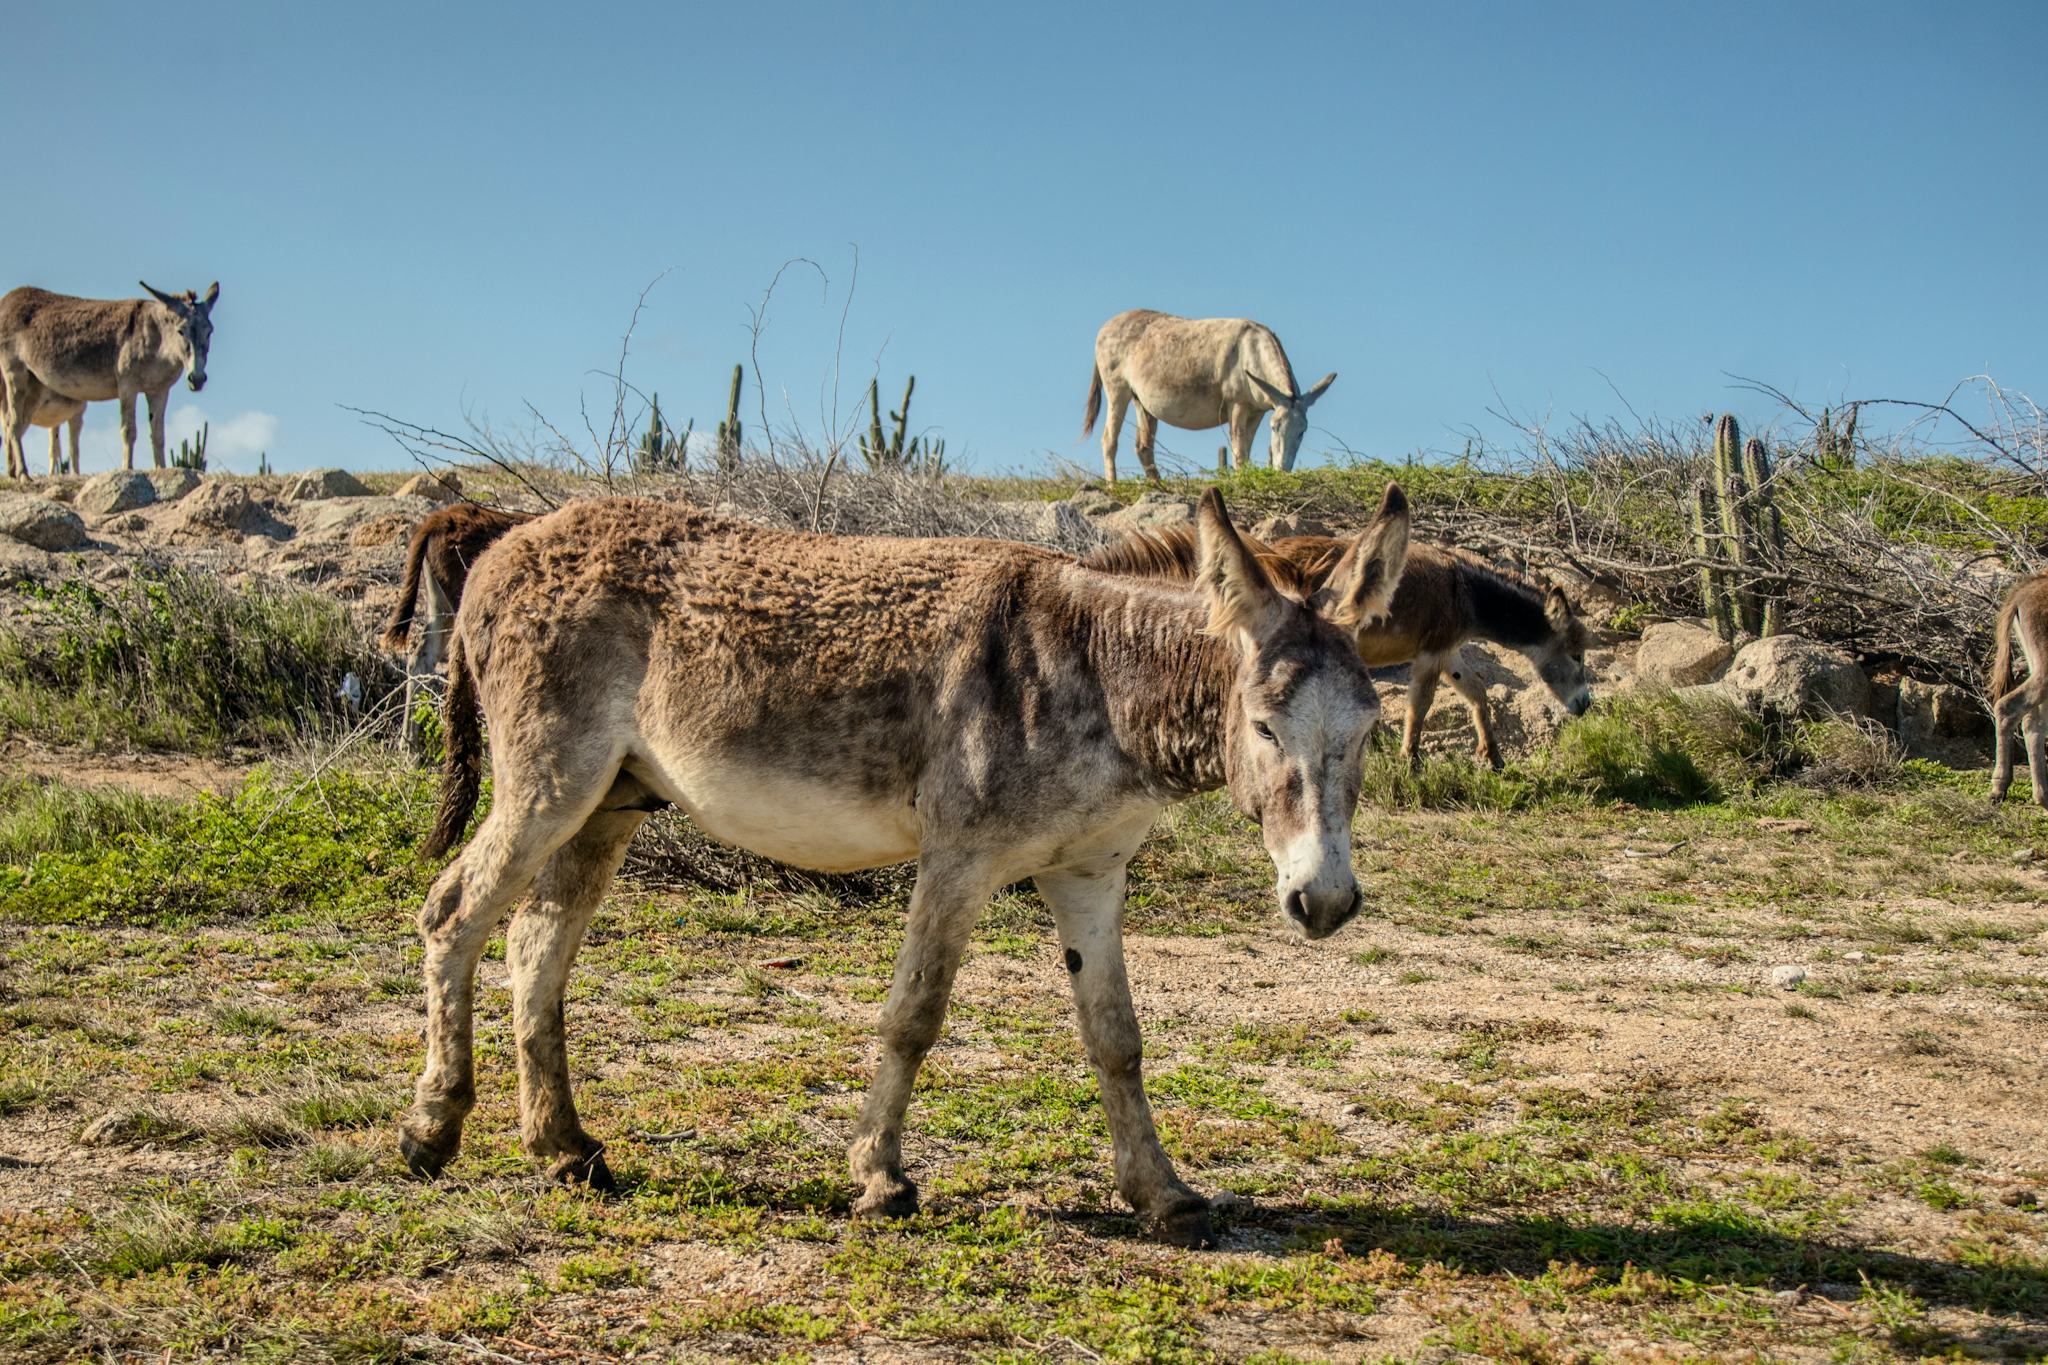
<box><xmin>851</xmin><ymin>1176</ymin><xmax>920</xmax><ymax>1221</ymax></box>
<box><xmin>550</xmin><ymin>1146</ymin><xmax>615</xmax><ymax>1192</ymax></box>
<box><xmin>1149</xmin><ymin>1197</ymin><xmax>1215</xmax><ymax>1249</ymax></box>
<box><xmin>399</xmin><ymin>1130</ymin><xmax>453</xmax><ymax>1180</ymax></box>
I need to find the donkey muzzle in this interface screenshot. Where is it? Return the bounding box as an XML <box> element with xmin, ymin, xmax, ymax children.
<box><xmin>1283</xmin><ymin>884</ymin><xmax>1363</xmax><ymax>941</ymax></box>
<box><xmin>188</xmin><ymin>373</ymin><xmax>207</xmax><ymax>393</ymax></box>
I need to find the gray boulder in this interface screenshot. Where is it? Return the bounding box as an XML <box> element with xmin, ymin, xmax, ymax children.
<box><xmin>158</xmin><ymin>481</ymin><xmax>293</xmax><ymax>541</ymax></box>
<box><xmin>282</xmin><ymin>467</ymin><xmax>372</xmax><ymax>501</ymax></box>
<box><xmin>1062</xmin><ymin>486</ymin><xmax>1120</xmax><ymax>519</ymax></box>
<box><xmin>1722</xmin><ymin>634</ymin><xmax>1869</xmax><ymax>719</ymax></box>
<box><xmin>145</xmin><ymin>467</ymin><xmax>202</xmax><ymax>502</ymax></box>
<box><xmin>293</xmin><ymin>495</ymin><xmax>428</xmax><ymax>546</ymax></box>
<box><xmin>1100</xmin><ymin>491</ymin><xmax>1195</xmax><ymax>537</ymax></box>
<box><xmin>1252</xmin><ymin>511</ymin><xmax>1332</xmax><ymax>542</ymax></box>
<box><xmin>1635</xmin><ymin>620</ymin><xmax>1733</xmax><ymax>687</ymax></box>
<box><xmin>76</xmin><ymin>471</ymin><xmax>158</xmax><ymax>519</ymax></box>
<box><xmin>1896</xmin><ymin>677</ymin><xmax>1990</xmax><ymax>748</ymax></box>
<box><xmin>0</xmin><ymin>493</ymin><xmax>88</xmax><ymax>550</ymax></box>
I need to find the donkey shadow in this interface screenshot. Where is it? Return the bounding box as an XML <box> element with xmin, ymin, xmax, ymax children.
<box><xmin>1055</xmin><ymin>1197</ymin><xmax>2048</xmax><ymax>1356</ymax></box>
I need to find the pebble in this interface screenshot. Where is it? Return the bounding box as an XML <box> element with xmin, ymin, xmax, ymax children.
<box><xmin>1342</xmin><ymin>1102</ymin><xmax>1366</xmax><ymax>1117</ymax></box>
<box><xmin>1769</xmin><ymin>965</ymin><xmax>1807</xmax><ymax>990</ymax></box>
<box><xmin>1843</xmin><ymin>951</ymin><xmax>1868</xmax><ymax>965</ymax></box>
<box><xmin>2002</xmin><ymin>1189</ymin><xmax>2040</xmax><ymax>1209</ymax></box>
<box><xmin>2013</xmin><ymin>847</ymin><xmax>2040</xmax><ymax>866</ymax></box>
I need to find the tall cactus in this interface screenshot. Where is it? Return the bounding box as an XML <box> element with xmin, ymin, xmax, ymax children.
<box><xmin>715</xmin><ymin>364</ymin><xmax>744</xmax><ymax>472</ymax></box>
<box><xmin>1815</xmin><ymin>404</ymin><xmax>1857</xmax><ymax>472</ymax></box>
<box><xmin>862</xmin><ymin>375</ymin><xmax>942</xmax><ymax>472</ymax></box>
<box><xmin>1694</xmin><ymin>413</ymin><xmax>1785</xmax><ymax>640</ymax></box>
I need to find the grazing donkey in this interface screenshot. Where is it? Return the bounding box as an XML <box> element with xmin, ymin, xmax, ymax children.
<box><xmin>382</xmin><ymin>504</ymin><xmax>536</xmax><ymax>746</ymax></box>
<box><xmin>1087</xmin><ymin>525</ymin><xmax>1593</xmax><ymax>767</ymax></box>
<box><xmin>0</xmin><ymin>282</ymin><xmax>217</xmax><ymax>476</ymax></box>
<box><xmin>0</xmin><ymin>369</ymin><xmax>84</xmax><ymax>479</ymax></box>
<box><xmin>400</xmin><ymin>488</ymin><xmax>1410</xmax><ymax>1244</ymax></box>
<box><xmin>1988</xmin><ymin>572</ymin><xmax>2048</xmax><ymax>806</ymax></box>
<box><xmin>1083</xmin><ymin>309</ymin><xmax>1336</xmax><ymax>482</ymax></box>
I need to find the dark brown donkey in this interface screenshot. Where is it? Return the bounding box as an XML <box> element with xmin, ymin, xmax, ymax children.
<box><xmin>400</xmin><ymin>489</ymin><xmax>1408</xmax><ymax>1245</ymax></box>
<box><xmin>1085</xmin><ymin>518</ymin><xmax>1592</xmax><ymax>766</ymax></box>
<box><xmin>383</xmin><ymin>504</ymin><xmax>535</xmax><ymax>744</ymax></box>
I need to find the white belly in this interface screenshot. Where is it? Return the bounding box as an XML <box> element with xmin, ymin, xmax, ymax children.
<box><xmin>671</xmin><ymin>765</ymin><xmax>919</xmax><ymax>873</ymax></box>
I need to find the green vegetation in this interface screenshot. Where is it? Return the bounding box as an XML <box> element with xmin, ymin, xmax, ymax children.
<box><xmin>0</xmin><ymin>568</ymin><xmax>390</xmax><ymax>753</ymax></box>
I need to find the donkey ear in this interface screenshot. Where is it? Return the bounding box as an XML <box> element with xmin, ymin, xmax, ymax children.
<box><xmin>139</xmin><ymin>281</ymin><xmax>178</xmax><ymax>307</ymax></box>
<box><xmin>1313</xmin><ymin>482</ymin><xmax>1411</xmax><ymax>631</ymax></box>
<box><xmin>1300</xmin><ymin>372</ymin><xmax>1337</xmax><ymax>406</ymax></box>
<box><xmin>201</xmin><ymin>282</ymin><xmax>219</xmax><ymax>308</ymax></box>
<box><xmin>1244</xmin><ymin>369</ymin><xmax>1291</xmax><ymax>407</ymax></box>
<box><xmin>1544</xmin><ymin>583</ymin><xmax>1574</xmax><ymax>629</ymax></box>
<box><xmin>1196</xmin><ymin>488</ymin><xmax>1290</xmax><ymax>647</ymax></box>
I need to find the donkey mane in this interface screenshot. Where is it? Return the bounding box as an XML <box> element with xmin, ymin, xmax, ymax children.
<box><xmin>1080</xmin><ymin>523</ymin><xmax>1315</xmax><ymax>595</ymax></box>
<box><xmin>1451</xmin><ymin>553</ymin><xmax>1553</xmax><ymax>649</ymax></box>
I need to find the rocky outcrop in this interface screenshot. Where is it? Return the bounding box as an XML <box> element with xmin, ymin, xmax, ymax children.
<box><xmin>144</xmin><ymin>467</ymin><xmax>202</xmax><ymax>502</ymax></box>
<box><xmin>395</xmin><ymin>472</ymin><xmax>462</xmax><ymax>503</ymax></box>
<box><xmin>155</xmin><ymin>481</ymin><xmax>293</xmax><ymax>542</ymax></box>
<box><xmin>0</xmin><ymin>493</ymin><xmax>88</xmax><ymax>550</ymax></box>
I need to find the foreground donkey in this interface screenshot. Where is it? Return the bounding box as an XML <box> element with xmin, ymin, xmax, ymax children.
<box><xmin>1087</xmin><ymin>525</ymin><xmax>1592</xmax><ymax>766</ymax></box>
<box><xmin>1988</xmin><ymin>573</ymin><xmax>2048</xmax><ymax>806</ymax></box>
<box><xmin>0</xmin><ymin>281</ymin><xmax>217</xmax><ymax>475</ymax></box>
<box><xmin>401</xmin><ymin>488</ymin><xmax>1410</xmax><ymax>1243</ymax></box>
<box><xmin>382</xmin><ymin>504</ymin><xmax>536</xmax><ymax>746</ymax></box>
<box><xmin>0</xmin><ymin>369</ymin><xmax>84</xmax><ymax>479</ymax></box>
<box><xmin>1083</xmin><ymin>309</ymin><xmax>1336</xmax><ymax>482</ymax></box>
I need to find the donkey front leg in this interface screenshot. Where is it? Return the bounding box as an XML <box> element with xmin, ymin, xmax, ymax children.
<box><xmin>117</xmin><ymin>390</ymin><xmax>140</xmax><ymax>471</ymax></box>
<box><xmin>506</xmin><ymin>804</ymin><xmax>648</xmax><ymax>1190</ymax></box>
<box><xmin>1133</xmin><ymin>406</ymin><xmax>1162</xmax><ymax>483</ymax></box>
<box><xmin>145</xmin><ymin>388</ymin><xmax>168</xmax><ymax>469</ymax></box>
<box><xmin>1228</xmin><ymin>404</ymin><xmax>1259</xmax><ymax>471</ymax></box>
<box><xmin>1037</xmin><ymin>850</ymin><xmax>1210</xmax><ymax>1246</ymax></box>
<box><xmin>849</xmin><ymin>854</ymin><xmax>996</xmax><ymax>1219</ymax></box>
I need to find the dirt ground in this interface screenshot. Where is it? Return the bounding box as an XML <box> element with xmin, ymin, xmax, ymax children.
<box><xmin>2</xmin><ymin>757</ymin><xmax>2045</xmax><ymax>1362</ymax></box>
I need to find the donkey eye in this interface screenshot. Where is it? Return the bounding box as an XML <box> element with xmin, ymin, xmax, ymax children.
<box><xmin>1253</xmin><ymin>721</ymin><xmax>1278</xmax><ymax>746</ymax></box>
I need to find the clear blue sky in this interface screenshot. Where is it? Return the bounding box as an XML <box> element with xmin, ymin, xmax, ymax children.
<box><xmin>6</xmin><ymin>0</ymin><xmax>2043</xmax><ymax>475</ymax></box>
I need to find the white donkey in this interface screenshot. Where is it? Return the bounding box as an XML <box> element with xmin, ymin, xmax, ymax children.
<box><xmin>0</xmin><ymin>281</ymin><xmax>217</xmax><ymax>476</ymax></box>
<box><xmin>1082</xmin><ymin>309</ymin><xmax>1336</xmax><ymax>482</ymax></box>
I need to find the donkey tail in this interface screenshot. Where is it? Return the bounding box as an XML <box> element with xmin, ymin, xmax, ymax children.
<box><xmin>382</xmin><ymin>522</ymin><xmax>434</xmax><ymax>651</ymax></box>
<box><xmin>1082</xmin><ymin>365</ymin><xmax>1103</xmax><ymax>437</ymax></box>
<box><xmin>1990</xmin><ymin>592</ymin><xmax>2022</xmax><ymax>700</ymax></box>
<box><xmin>420</xmin><ymin>630</ymin><xmax>485</xmax><ymax>860</ymax></box>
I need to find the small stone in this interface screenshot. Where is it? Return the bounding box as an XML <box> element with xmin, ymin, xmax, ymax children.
<box><xmin>144</xmin><ymin>466</ymin><xmax>202</xmax><ymax>502</ymax></box>
<box><xmin>395</xmin><ymin>472</ymin><xmax>462</xmax><ymax>503</ymax></box>
<box><xmin>2002</xmin><ymin>1189</ymin><xmax>2040</xmax><ymax>1209</ymax></box>
<box><xmin>76</xmin><ymin>470</ymin><xmax>157</xmax><ymax>518</ymax></box>
<box><xmin>1773</xmin><ymin>1288</ymin><xmax>1804</xmax><ymax>1304</ymax></box>
<box><xmin>1342</xmin><ymin>1102</ymin><xmax>1366</xmax><ymax>1117</ymax></box>
<box><xmin>1768</xmin><ymin>965</ymin><xmax>1807</xmax><ymax>990</ymax></box>
<box><xmin>1843</xmin><ymin>951</ymin><xmax>1868</xmax><ymax>965</ymax></box>
<box><xmin>2012</xmin><ymin>848</ymin><xmax>2039</xmax><ymax>866</ymax></box>
<box><xmin>1210</xmin><ymin>1192</ymin><xmax>1250</xmax><ymax>1214</ymax></box>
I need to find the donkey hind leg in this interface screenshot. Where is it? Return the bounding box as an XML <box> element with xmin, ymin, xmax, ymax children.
<box><xmin>1402</xmin><ymin>653</ymin><xmax>1448</xmax><ymax>769</ymax></box>
<box><xmin>506</xmin><ymin>799</ymin><xmax>649</xmax><ymax>1190</ymax></box>
<box><xmin>848</xmin><ymin>853</ymin><xmax>998</xmax><ymax>1219</ymax></box>
<box><xmin>398</xmin><ymin>754</ymin><xmax>617</xmax><ymax>1179</ymax></box>
<box><xmin>1037</xmin><ymin>845</ymin><xmax>1211</xmax><ymax>1247</ymax></box>
<box><xmin>1133</xmin><ymin>406</ymin><xmax>1161</xmax><ymax>483</ymax></box>
<box><xmin>1443</xmin><ymin>652</ymin><xmax>1501</xmax><ymax>769</ymax></box>
<box><xmin>2025</xmin><ymin>700</ymin><xmax>2048</xmax><ymax>808</ymax></box>
<box><xmin>1991</xmin><ymin>681</ymin><xmax>2030</xmax><ymax>802</ymax></box>
<box><xmin>47</xmin><ymin>426</ymin><xmax>62</xmax><ymax>477</ymax></box>
<box><xmin>1101</xmin><ymin>383</ymin><xmax>1133</xmax><ymax>484</ymax></box>
<box><xmin>117</xmin><ymin>391</ymin><xmax>139</xmax><ymax>471</ymax></box>
<box><xmin>402</xmin><ymin>573</ymin><xmax>454</xmax><ymax>753</ymax></box>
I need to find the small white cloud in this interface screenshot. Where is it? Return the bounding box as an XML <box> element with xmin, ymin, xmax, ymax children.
<box><xmin>70</xmin><ymin>405</ymin><xmax>278</xmax><ymax>473</ymax></box>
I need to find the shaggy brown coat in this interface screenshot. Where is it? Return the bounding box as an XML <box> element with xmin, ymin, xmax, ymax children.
<box><xmin>1989</xmin><ymin>572</ymin><xmax>2048</xmax><ymax>805</ymax></box>
<box><xmin>401</xmin><ymin>489</ymin><xmax>1409</xmax><ymax>1245</ymax></box>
